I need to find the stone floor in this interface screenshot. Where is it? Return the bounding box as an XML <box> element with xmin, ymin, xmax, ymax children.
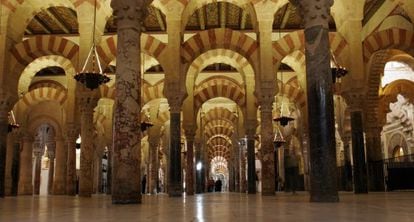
<box><xmin>1</xmin><ymin>192</ymin><xmax>413</xmax><ymax>222</ymax></box>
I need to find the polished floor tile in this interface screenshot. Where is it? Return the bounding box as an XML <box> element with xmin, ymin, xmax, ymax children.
<box><xmin>1</xmin><ymin>192</ymin><xmax>413</xmax><ymax>222</ymax></box>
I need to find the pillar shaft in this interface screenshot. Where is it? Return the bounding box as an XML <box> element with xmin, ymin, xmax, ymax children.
<box><xmin>246</xmin><ymin>130</ymin><xmax>256</xmax><ymax>194</ymax></box>
<box><xmin>365</xmin><ymin>127</ymin><xmax>385</xmax><ymax>191</ymax></box>
<box><xmin>185</xmin><ymin>133</ymin><xmax>195</xmax><ymax>195</ymax></box>
<box><xmin>66</xmin><ymin>126</ymin><xmax>78</xmax><ymax>196</ymax></box>
<box><xmin>79</xmin><ymin>98</ymin><xmax>96</xmax><ymax>197</ymax></box>
<box><xmin>148</xmin><ymin>138</ymin><xmax>159</xmax><ymax>194</ymax></box>
<box><xmin>259</xmin><ymin>103</ymin><xmax>275</xmax><ymax>195</ymax></box>
<box><xmin>33</xmin><ymin>154</ymin><xmax>41</xmax><ymax>195</ymax></box>
<box><xmin>0</xmin><ymin>105</ymin><xmax>9</xmax><ymax>197</ymax></box>
<box><xmin>53</xmin><ymin>138</ymin><xmax>66</xmax><ymax>194</ymax></box>
<box><xmin>295</xmin><ymin>0</ymin><xmax>339</xmax><ymax>202</ymax></box>
<box><xmin>168</xmin><ymin>111</ymin><xmax>182</xmax><ymax>196</ymax></box>
<box><xmin>110</xmin><ymin>0</ymin><xmax>149</xmax><ymax>204</ymax></box>
<box><xmin>342</xmin><ymin>137</ymin><xmax>353</xmax><ymax>191</ymax></box>
<box><xmin>195</xmin><ymin>140</ymin><xmax>203</xmax><ymax>193</ymax></box>
<box><xmin>349</xmin><ymin>110</ymin><xmax>368</xmax><ymax>193</ymax></box>
<box><xmin>5</xmin><ymin>133</ymin><xmax>14</xmax><ymax>195</ymax></box>
<box><xmin>19</xmin><ymin>135</ymin><xmax>33</xmax><ymax>195</ymax></box>
<box><xmin>48</xmin><ymin>155</ymin><xmax>55</xmax><ymax>194</ymax></box>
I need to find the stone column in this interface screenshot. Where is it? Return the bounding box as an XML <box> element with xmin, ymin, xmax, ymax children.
<box><xmin>48</xmin><ymin>151</ymin><xmax>55</xmax><ymax>195</ymax></box>
<box><xmin>66</xmin><ymin>125</ymin><xmax>78</xmax><ymax>195</ymax></box>
<box><xmin>110</xmin><ymin>0</ymin><xmax>150</xmax><ymax>204</ymax></box>
<box><xmin>79</xmin><ymin>97</ymin><xmax>97</xmax><ymax>197</ymax></box>
<box><xmin>350</xmin><ymin>110</ymin><xmax>368</xmax><ymax>193</ymax></box>
<box><xmin>19</xmin><ymin>134</ymin><xmax>33</xmax><ymax>195</ymax></box>
<box><xmin>185</xmin><ymin>129</ymin><xmax>195</xmax><ymax>195</ymax></box>
<box><xmin>0</xmin><ymin>98</ymin><xmax>12</xmax><ymax>197</ymax></box>
<box><xmin>195</xmin><ymin>139</ymin><xmax>203</xmax><ymax>193</ymax></box>
<box><xmin>167</xmin><ymin>98</ymin><xmax>184</xmax><ymax>197</ymax></box>
<box><xmin>258</xmin><ymin>90</ymin><xmax>275</xmax><ymax>195</ymax></box>
<box><xmin>148</xmin><ymin>136</ymin><xmax>159</xmax><ymax>194</ymax></box>
<box><xmin>365</xmin><ymin>127</ymin><xmax>384</xmax><ymax>191</ymax></box>
<box><xmin>53</xmin><ymin>137</ymin><xmax>66</xmax><ymax>194</ymax></box>
<box><xmin>292</xmin><ymin>0</ymin><xmax>339</xmax><ymax>202</ymax></box>
<box><xmin>233</xmin><ymin>138</ymin><xmax>240</xmax><ymax>192</ymax></box>
<box><xmin>33</xmin><ymin>145</ymin><xmax>44</xmax><ymax>195</ymax></box>
<box><xmin>342</xmin><ymin>136</ymin><xmax>353</xmax><ymax>191</ymax></box>
<box><xmin>5</xmin><ymin>133</ymin><xmax>15</xmax><ymax>195</ymax></box>
<box><xmin>106</xmin><ymin>147</ymin><xmax>112</xmax><ymax>194</ymax></box>
<box><xmin>246</xmin><ymin>125</ymin><xmax>256</xmax><ymax>194</ymax></box>
<box><xmin>240</xmin><ymin>150</ymin><xmax>247</xmax><ymax>193</ymax></box>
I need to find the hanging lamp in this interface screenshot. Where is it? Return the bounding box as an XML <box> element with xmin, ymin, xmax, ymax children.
<box><xmin>273</xmin><ymin>63</ymin><xmax>294</xmax><ymax>127</ymax></box>
<box><xmin>7</xmin><ymin>111</ymin><xmax>19</xmax><ymax>133</ymax></box>
<box><xmin>273</xmin><ymin>126</ymin><xmax>286</xmax><ymax>149</ymax></box>
<box><xmin>331</xmin><ymin>51</ymin><xmax>348</xmax><ymax>83</ymax></box>
<box><xmin>74</xmin><ymin>0</ymin><xmax>110</xmax><ymax>90</ymax></box>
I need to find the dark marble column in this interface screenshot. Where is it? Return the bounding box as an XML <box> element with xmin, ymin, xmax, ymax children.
<box><xmin>240</xmin><ymin>150</ymin><xmax>247</xmax><ymax>193</ymax></box>
<box><xmin>365</xmin><ymin>127</ymin><xmax>385</xmax><ymax>191</ymax></box>
<box><xmin>33</xmin><ymin>152</ymin><xmax>42</xmax><ymax>195</ymax></box>
<box><xmin>195</xmin><ymin>139</ymin><xmax>203</xmax><ymax>193</ymax></box>
<box><xmin>292</xmin><ymin>0</ymin><xmax>339</xmax><ymax>202</ymax></box>
<box><xmin>48</xmin><ymin>152</ymin><xmax>55</xmax><ymax>195</ymax></box>
<box><xmin>0</xmin><ymin>100</ymin><xmax>11</xmax><ymax>197</ymax></box>
<box><xmin>148</xmin><ymin>136</ymin><xmax>159</xmax><ymax>194</ymax></box>
<box><xmin>79</xmin><ymin>97</ymin><xmax>97</xmax><ymax>197</ymax></box>
<box><xmin>259</xmin><ymin>94</ymin><xmax>275</xmax><ymax>195</ymax></box>
<box><xmin>111</xmin><ymin>0</ymin><xmax>150</xmax><ymax>204</ymax></box>
<box><xmin>185</xmin><ymin>129</ymin><xmax>195</xmax><ymax>195</ymax></box>
<box><xmin>246</xmin><ymin>126</ymin><xmax>256</xmax><ymax>194</ymax></box>
<box><xmin>5</xmin><ymin>133</ymin><xmax>14</xmax><ymax>195</ymax></box>
<box><xmin>53</xmin><ymin>137</ymin><xmax>66</xmax><ymax>194</ymax></box>
<box><xmin>19</xmin><ymin>134</ymin><xmax>33</xmax><ymax>195</ymax></box>
<box><xmin>168</xmin><ymin>105</ymin><xmax>183</xmax><ymax>197</ymax></box>
<box><xmin>106</xmin><ymin>148</ymin><xmax>112</xmax><ymax>194</ymax></box>
<box><xmin>350</xmin><ymin>111</ymin><xmax>368</xmax><ymax>193</ymax></box>
<box><xmin>66</xmin><ymin>125</ymin><xmax>78</xmax><ymax>195</ymax></box>
<box><xmin>342</xmin><ymin>136</ymin><xmax>353</xmax><ymax>191</ymax></box>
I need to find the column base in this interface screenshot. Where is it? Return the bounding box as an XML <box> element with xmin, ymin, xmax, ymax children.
<box><xmin>53</xmin><ymin>182</ymin><xmax>66</xmax><ymax>195</ymax></box>
<box><xmin>112</xmin><ymin>194</ymin><xmax>141</xmax><ymax>204</ymax></box>
<box><xmin>261</xmin><ymin>191</ymin><xmax>275</xmax><ymax>196</ymax></box>
<box><xmin>18</xmin><ymin>183</ymin><xmax>33</xmax><ymax>195</ymax></box>
<box><xmin>168</xmin><ymin>184</ymin><xmax>182</xmax><ymax>197</ymax></box>
<box><xmin>310</xmin><ymin>194</ymin><xmax>339</xmax><ymax>202</ymax></box>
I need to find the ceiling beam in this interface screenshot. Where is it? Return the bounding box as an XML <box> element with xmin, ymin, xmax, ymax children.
<box><xmin>198</xmin><ymin>8</ymin><xmax>206</xmax><ymax>30</ymax></box>
<box><xmin>240</xmin><ymin>9</ymin><xmax>247</xmax><ymax>30</ymax></box>
<box><xmin>220</xmin><ymin>2</ymin><xmax>226</xmax><ymax>28</ymax></box>
<box><xmin>154</xmin><ymin>8</ymin><xmax>166</xmax><ymax>31</ymax></box>
<box><xmin>46</xmin><ymin>8</ymin><xmax>71</xmax><ymax>34</ymax></box>
<box><xmin>33</xmin><ymin>16</ymin><xmax>52</xmax><ymax>34</ymax></box>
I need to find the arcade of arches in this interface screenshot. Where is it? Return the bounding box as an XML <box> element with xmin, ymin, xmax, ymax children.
<box><xmin>1</xmin><ymin>0</ymin><xmax>414</xmax><ymax>212</ymax></box>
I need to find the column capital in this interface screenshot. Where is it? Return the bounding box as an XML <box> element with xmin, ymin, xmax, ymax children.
<box><xmin>245</xmin><ymin>120</ymin><xmax>257</xmax><ymax>139</ymax></box>
<box><xmin>65</xmin><ymin>123</ymin><xmax>79</xmax><ymax>140</ymax></box>
<box><xmin>184</xmin><ymin>125</ymin><xmax>197</xmax><ymax>139</ymax></box>
<box><xmin>342</xmin><ymin>91</ymin><xmax>365</xmax><ymax>112</ymax></box>
<box><xmin>290</xmin><ymin>0</ymin><xmax>333</xmax><ymax>29</ymax></box>
<box><xmin>165</xmin><ymin>82</ymin><xmax>187</xmax><ymax>113</ymax></box>
<box><xmin>111</xmin><ymin>0</ymin><xmax>151</xmax><ymax>31</ymax></box>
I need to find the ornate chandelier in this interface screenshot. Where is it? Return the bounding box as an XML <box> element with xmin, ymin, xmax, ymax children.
<box><xmin>74</xmin><ymin>0</ymin><xmax>110</xmax><ymax>90</ymax></box>
<box><xmin>8</xmin><ymin>111</ymin><xmax>19</xmax><ymax>133</ymax></box>
<box><xmin>273</xmin><ymin>127</ymin><xmax>285</xmax><ymax>149</ymax></box>
<box><xmin>331</xmin><ymin>51</ymin><xmax>348</xmax><ymax>83</ymax></box>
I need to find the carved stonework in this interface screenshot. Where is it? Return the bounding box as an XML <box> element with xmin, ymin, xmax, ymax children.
<box><xmin>343</xmin><ymin>92</ymin><xmax>366</xmax><ymax>112</ymax></box>
<box><xmin>79</xmin><ymin>97</ymin><xmax>98</xmax><ymax>114</ymax></box>
<box><xmin>111</xmin><ymin>0</ymin><xmax>152</xmax><ymax>31</ymax></box>
<box><xmin>290</xmin><ymin>0</ymin><xmax>333</xmax><ymax>29</ymax></box>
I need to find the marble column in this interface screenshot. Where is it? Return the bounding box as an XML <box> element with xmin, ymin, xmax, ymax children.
<box><xmin>110</xmin><ymin>0</ymin><xmax>150</xmax><ymax>204</ymax></box>
<box><xmin>185</xmin><ymin>129</ymin><xmax>195</xmax><ymax>195</ymax></box>
<box><xmin>240</xmin><ymin>152</ymin><xmax>247</xmax><ymax>193</ymax></box>
<box><xmin>292</xmin><ymin>0</ymin><xmax>339</xmax><ymax>202</ymax></box>
<box><xmin>168</xmin><ymin>103</ymin><xmax>183</xmax><ymax>197</ymax></box>
<box><xmin>365</xmin><ymin>127</ymin><xmax>385</xmax><ymax>191</ymax></box>
<box><xmin>19</xmin><ymin>134</ymin><xmax>33</xmax><ymax>195</ymax></box>
<box><xmin>53</xmin><ymin>137</ymin><xmax>66</xmax><ymax>194</ymax></box>
<box><xmin>246</xmin><ymin>126</ymin><xmax>256</xmax><ymax>194</ymax></box>
<box><xmin>233</xmin><ymin>140</ymin><xmax>240</xmax><ymax>192</ymax></box>
<box><xmin>79</xmin><ymin>97</ymin><xmax>97</xmax><ymax>197</ymax></box>
<box><xmin>350</xmin><ymin>110</ymin><xmax>368</xmax><ymax>193</ymax></box>
<box><xmin>195</xmin><ymin>139</ymin><xmax>203</xmax><ymax>193</ymax></box>
<box><xmin>148</xmin><ymin>137</ymin><xmax>159</xmax><ymax>194</ymax></box>
<box><xmin>259</xmin><ymin>94</ymin><xmax>275</xmax><ymax>195</ymax></box>
<box><xmin>10</xmin><ymin>142</ymin><xmax>20</xmax><ymax>196</ymax></box>
<box><xmin>48</xmin><ymin>151</ymin><xmax>55</xmax><ymax>194</ymax></box>
<box><xmin>342</xmin><ymin>136</ymin><xmax>353</xmax><ymax>191</ymax></box>
<box><xmin>106</xmin><ymin>148</ymin><xmax>112</xmax><ymax>194</ymax></box>
<box><xmin>33</xmin><ymin>151</ymin><xmax>42</xmax><ymax>195</ymax></box>
<box><xmin>5</xmin><ymin>133</ymin><xmax>15</xmax><ymax>195</ymax></box>
<box><xmin>66</xmin><ymin>125</ymin><xmax>78</xmax><ymax>195</ymax></box>
<box><xmin>0</xmin><ymin>100</ymin><xmax>10</xmax><ymax>197</ymax></box>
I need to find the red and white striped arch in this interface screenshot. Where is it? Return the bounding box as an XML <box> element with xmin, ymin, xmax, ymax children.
<box><xmin>194</xmin><ymin>77</ymin><xmax>246</xmax><ymax>109</ymax></box>
<box><xmin>363</xmin><ymin>28</ymin><xmax>414</xmax><ymax>62</ymax></box>
<box><xmin>202</xmin><ymin>107</ymin><xmax>238</xmax><ymax>123</ymax></box>
<box><xmin>182</xmin><ymin>28</ymin><xmax>259</xmax><ymax>72</ymax></box>
<box><xmin>14</xmin><ymin>87</ymin><xmax>68</xmax><ymax>111</ymax></box>
<box><xmin>97</xmin><ymin>34</ymin><xmax>167</xmax><ymax>71</ymax></box>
